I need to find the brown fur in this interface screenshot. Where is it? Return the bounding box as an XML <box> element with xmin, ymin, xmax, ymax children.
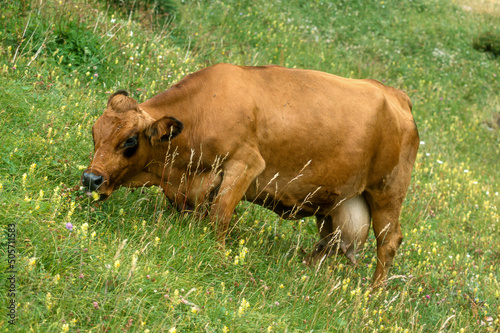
<box><xmin>82</xmin><ymin>64</ymin><xmax>419</xmax><ymax>286</ymax></box>
<box><xmin>107</xmin><ymin>90</ymin><xmax>139</xmax><ymax>113</ymax></box>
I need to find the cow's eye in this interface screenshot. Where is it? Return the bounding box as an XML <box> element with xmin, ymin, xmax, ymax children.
<box><xmin>124</xmin><ymin>137</ymin><xmax>138</xmax><ymax>148</ymax></box>
<box><xmin>123</xmin><ymin>137</ymin><xmax>138</xmax><ymax>158</ymax></box>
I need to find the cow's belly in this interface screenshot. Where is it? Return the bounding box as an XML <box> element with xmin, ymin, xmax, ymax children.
<box><xmin>245</xmin><ymin>174</ymin><xmax>363</xmax><ymax>219</ymax></box>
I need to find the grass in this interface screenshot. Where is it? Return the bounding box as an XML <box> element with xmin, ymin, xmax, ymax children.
<box><xmin>0</xmin><ymin>0</ymin><xmax>499</xmax><ymax>332</ymax></box>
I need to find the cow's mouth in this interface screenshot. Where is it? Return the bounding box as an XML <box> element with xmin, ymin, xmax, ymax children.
<box><xmin>81</xmin><ymin>188</ymin><xmax>109</xmax><ymax>201</ymax></box>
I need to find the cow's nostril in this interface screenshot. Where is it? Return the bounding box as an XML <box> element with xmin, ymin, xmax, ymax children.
<box><xmin>82</xmin><ymin>172</ymin><xmax>104</xmax><ymax>192</ymax></box>
<box><xmin>93</xmin><ymin>175</ymin><xmax>103</xmax><ymax>186</ymax></box>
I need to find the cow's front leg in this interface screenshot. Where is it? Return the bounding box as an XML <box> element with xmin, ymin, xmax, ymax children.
<box><xmin>209</xmin><ymin>149</ymin><xmax>266</xmax><ymax>249</ymax></box>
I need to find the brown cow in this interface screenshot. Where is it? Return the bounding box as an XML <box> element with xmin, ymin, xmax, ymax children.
<box><xmin>82</xmin><ymin>63</ymin><xmax>419</xmax><ymax>285</ymax></box>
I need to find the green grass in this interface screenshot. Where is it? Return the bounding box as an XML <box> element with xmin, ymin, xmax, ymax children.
<box><xmin>0</xmin><ymin>0</ymin><xmax>499</xmax><ymax>332</ymax></box>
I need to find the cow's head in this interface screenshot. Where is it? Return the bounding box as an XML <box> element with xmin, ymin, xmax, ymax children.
<box><xmin>81</xmin><ymin>90</ymin><xmax>183</xmax><ymax>200</ymax></box>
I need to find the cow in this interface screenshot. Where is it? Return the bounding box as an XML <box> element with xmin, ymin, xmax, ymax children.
<box><xmin>81</xmin><ymin>63</ymin><xmax>419</xmax><ymax>285</ymax></box>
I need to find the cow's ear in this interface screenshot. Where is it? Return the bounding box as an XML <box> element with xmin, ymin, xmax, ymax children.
<box><xmin>146</xmin><ymin>116</ymin><xmax>183</xmax><ymax>144</ymax></box>
<box><xmin>108</xmin><ymin>90</ymin><xmax>139</xmax><ymax>113</ymax></box>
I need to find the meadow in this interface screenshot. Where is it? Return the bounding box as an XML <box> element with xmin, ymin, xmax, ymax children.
<box><xmin>0</xmin><ymin>0</ymin><xmax>499</xmax><ymax>332</ymax></box>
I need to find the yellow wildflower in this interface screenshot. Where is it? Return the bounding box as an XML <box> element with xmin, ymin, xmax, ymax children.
<box><xmin>237</xmin><ymin>298</ymin><xmax>250</xmax><ymax>317</ymax></box>
<box><xmin>28</xmin><ymin>257</ymin><xmax>36</xmax><ymax>269</ymax></box>
<box><xmin>46</xmin><ymin>292</ymin><xmax>53</xmax><ymax>310</ymax></box>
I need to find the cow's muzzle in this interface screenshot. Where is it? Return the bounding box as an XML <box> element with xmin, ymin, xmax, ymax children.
<box><xmin>81</xmin><ymin>171</ymin><xmax>104</xmax><ymax>193</ymax></box>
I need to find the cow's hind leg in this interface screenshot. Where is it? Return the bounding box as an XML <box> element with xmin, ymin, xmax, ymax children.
<box><xmin>367</xmin><ymin>124</ymin><xmax>419</xmax><ymax>286</ymax></box>
<box><xmin>306</xmin><ymin>215</ymin><xmax>340</xmax><ymax>265</ymax></box>
<box><xmin>210</xmin><ymin>148</ymin><xmax>266</xmax><ymax>249</ymax></box>
<box><xmin>366</xmin><ymin>161</ymin><xmax>416</xmax><ymax>286</ymax></box>
<box><xmin>365</xmin><ymin>196</ymin><xmax>403</xmax><ymax>286</ymax></box>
